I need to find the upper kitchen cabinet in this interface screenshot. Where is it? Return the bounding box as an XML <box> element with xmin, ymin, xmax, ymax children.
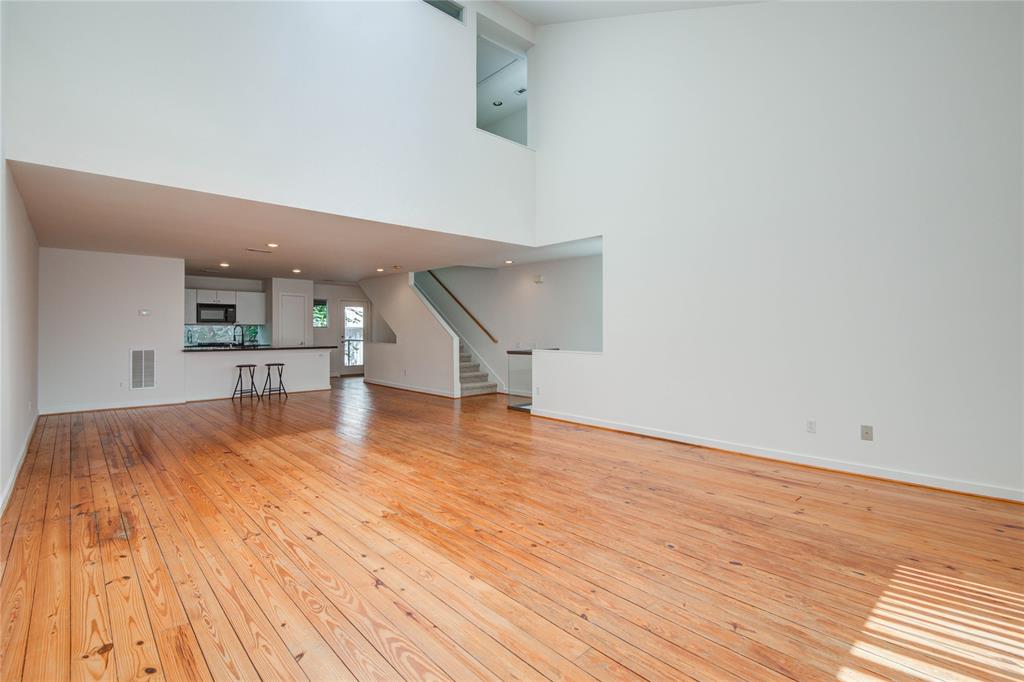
<box><xmin>184</xmin><ymin>288</ymin><xmax>197</xmax><ymax>324</ymax></box>
<box><xmin>235</xmin><ymin>291</ymin><xmax>266</xmax><ymax>325</ymax></box>
<box><xmin>196</xmin><ymin>289</ymin><xmax>238</xmax><ymax>304</ymax></box>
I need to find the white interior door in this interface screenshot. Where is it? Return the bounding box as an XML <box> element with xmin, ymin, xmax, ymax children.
<box><xmin>339</xmin><ymin>301</ymin><xmax>366</xmax><ymax>375</ymax></box>
<box><xmin>279</xmin><ymin>294</ymin><xmax>307</xmax><ymax>346</ymax></box>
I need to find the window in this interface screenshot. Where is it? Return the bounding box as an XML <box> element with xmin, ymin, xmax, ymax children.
<box><xmin>312</xmin><ymin>299</ymin><xmax>329</xmax><ymax>328</ymax></box>
<box><xmin>424</xmin><ymin>0</ymin><xmax>463</xmax><ymax>22</ymax></box>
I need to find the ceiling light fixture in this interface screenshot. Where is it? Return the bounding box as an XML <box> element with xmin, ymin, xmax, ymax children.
<box><xmin>376</xmin><ymin>268</ymin><xmax>385</xmax><ymax>272</ymax></box>
<box><xmin>267</xmin><ymin>243</ymin><xmax>279</xmax><ymax>248</ymax></box>
<box><xmin>219</xmin><ymin>262</ymin><xmax>230</xmax><ymax>268</ymax></box>
<box><xmin>504</xmin><ymin>259</ymin><xmax>514</xmax><ymax>264</ymax></box>
<box><xmin>292</xmin><ymin>268</ymin><xmax>302</xmax><ymax>273</ymax></box>
<box><xmin>492</xmin><ymin>100</ymin><xmax>503</xmax><ymax>107</ymax></box>
<box><xmin>515</xmin><ymin>88</ymin><xmax>527</xmax><ymax>95</ymax></box>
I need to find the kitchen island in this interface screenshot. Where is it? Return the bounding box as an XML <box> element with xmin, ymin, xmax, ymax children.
<box><xmin>183</xmin><ymin>345</ymin><xmax>334</xmax><ymax>400</ymax></box>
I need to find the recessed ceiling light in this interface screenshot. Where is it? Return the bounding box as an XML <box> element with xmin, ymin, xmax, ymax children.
<box><xmin>492</xmin><ymin>100</ymin><xmax>503</xmax><ymax>107</ymax></box>
<box><xmin>267</xmin><ymin>243</ymin><xmax>279</xmax><ymax>248</ymax></box>
<box><xmin>219</xmin><ymin>262</ymin><xmax>230</xmax><ymax>268</ymax></box>
<box><xmin>504</xmin><ymin>259</ymin><xmax>514</xmax><ymax>264</ymax></box>
<box><xmin>376</xmin><ymin>268</ymin><xmax>384</xmax><ymax>272</ymax></box>
<box><xmin>292</xmin><ymin>268</ymin><xmax>302</xmax><ymax>273</ymax></box>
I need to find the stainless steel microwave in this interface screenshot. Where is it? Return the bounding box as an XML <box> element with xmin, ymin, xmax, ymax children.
<box><xmin>196</xmin><ymin>303</ymin><xmax>236</xmax><ymax>324</ymax></box>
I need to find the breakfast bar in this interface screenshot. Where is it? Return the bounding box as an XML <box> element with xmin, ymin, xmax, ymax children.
<box><xmin>183</xmin><ymin>345</ymin><xmax>334</xmax><ymax>401</ymax></box>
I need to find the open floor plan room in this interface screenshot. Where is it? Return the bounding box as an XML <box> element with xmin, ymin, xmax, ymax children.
<box><xmin>1</xmin><ymin>1</ymin><xmax>1022</xmax><ymax>679</ymax></box>
<box><xmin>1</xmin><ymin>380</ymin><xmax>1020</xmax><ymax>681</ymax></box>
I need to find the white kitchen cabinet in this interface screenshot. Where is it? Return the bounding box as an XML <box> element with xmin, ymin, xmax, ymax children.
<box><xmin>235</xmin><ymin>291</ymin><xmax>266</xmax><ymax>325</ymax></box>
<box><xmin>184</xmin><ymin>289</ymin><xmax>197</xmax><ymax>324</ymax></box>
<box><xmin>196</xmin><ymin>289</ymin><xmax>240</xmax><ymax>304</ymax></box>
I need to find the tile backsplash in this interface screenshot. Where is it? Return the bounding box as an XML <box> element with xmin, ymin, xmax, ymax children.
<box><xmin>184</xmin><ymin>325</ymin><xmax>266</xmax><ymax>346</ymax></box>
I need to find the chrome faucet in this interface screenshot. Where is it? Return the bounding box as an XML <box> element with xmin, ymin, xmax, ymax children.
<box><xmin>233</xmin><ymin>324</ymin><xmax>245</xmax><ymax>347</ymax></box>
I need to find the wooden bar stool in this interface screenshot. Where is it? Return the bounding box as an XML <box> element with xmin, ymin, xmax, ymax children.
<box><xmin>261</xmin><ymin>362</ymin><xmax>287</xmax><ymax>398</ymax></box>
<box><xmin>232</xmin><ymin>364</ymin><xmax>259</xmax><ymax>400</ymax></box>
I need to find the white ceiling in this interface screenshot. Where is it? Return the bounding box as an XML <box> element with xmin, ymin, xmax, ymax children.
<box><xmin>500</xmin><ymin>1</ymin><xmax>744</xmax><ymax>25</ymax></box>
<box><xmin>11</xmin><ymin>161</ymin><xmax>599</xmax><ymax>282</ymax></box>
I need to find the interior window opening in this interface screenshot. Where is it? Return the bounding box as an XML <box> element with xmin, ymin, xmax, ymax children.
<box><xmin>477</xmin><ymin>15</ymin><xmax>530</xmax><ymax>146</ymax></box>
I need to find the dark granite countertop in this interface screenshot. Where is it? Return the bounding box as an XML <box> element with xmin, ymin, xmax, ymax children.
<box><xmin>182</xmin><ymin>345</ymin><xmax>337</xmax><ymax>352</ymax></box>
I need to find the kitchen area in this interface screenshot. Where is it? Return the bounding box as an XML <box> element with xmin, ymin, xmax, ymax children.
<box><xmin>181</xmin><ymin>275</ymin><xmax>354</xmax><ymax>401</ymax></box>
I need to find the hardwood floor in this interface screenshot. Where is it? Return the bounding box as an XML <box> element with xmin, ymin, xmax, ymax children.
<box><xmin>1</xmin><ymin>378</ymin><xmax>1021</xmax><ymax>681</ymax></box>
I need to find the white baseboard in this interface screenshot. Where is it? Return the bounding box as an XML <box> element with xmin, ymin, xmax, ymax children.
<box><xmin>40</xmin><ymin>397</ymin><xmax>186</xmax><ymax>414</ymax></box>
<box><xmin>0</xmin><ymin>413</ymin><xmax>40</xmax><ymax>515</ymax></box>
<box><xmin>531</xmin><ymin>408</ymin><xmax>1023</xmax><ymax>502</ymax></box>
<box><xmin>363</xmin><ymin>379</ymin><xmax>458</xmax><ymax>399</ymax></box>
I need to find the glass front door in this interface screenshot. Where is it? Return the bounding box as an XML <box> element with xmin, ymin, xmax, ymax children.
<box><xmin>340</xmin><ymin>302</ymin><xmax>365</xmax><ymax>374</ymax></box>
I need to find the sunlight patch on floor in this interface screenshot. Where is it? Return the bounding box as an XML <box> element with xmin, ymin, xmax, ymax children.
<box><xmin>846</xmin><ymin>565</ymin><xmax>1023</xmax><ymax>680</ymax></box>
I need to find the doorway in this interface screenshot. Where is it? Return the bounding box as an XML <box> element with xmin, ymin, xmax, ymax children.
<box><xmin>339</xmin><ymin>301</ymin><xmax>366</xmax><ymax>375</ymax></box>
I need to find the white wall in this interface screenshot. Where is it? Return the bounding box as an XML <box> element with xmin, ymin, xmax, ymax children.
<box><xmin>185</xmin><ymin>275</ymin><xmax>263</xmax><ymax>292</ymax></box>
<box><xmin>482</xmin><ymin>108</ymin><xmax>528</xmax><ymax>146</ymax></box>
<box><xmin>359</xmin><ymin>273</ymin><xmax>459</xmax><ymax>398</ymax></box>
<box><xmin>3</xmin><ymin>0</ymin><xmax>535</xmax><ymax>244</ymax></box>
<box><xmin>530</xmin><ymin>2</ymin><xmax>1024</xmax><ymax>499</ymax></box>
<box><xmin>313</xmin><ymin>282</ymin><xmax>370</xmax><ymax>376</ymax></box>
<box><xmin>1</xmin><ymin>0</ymin><xmax>41</xmax><ymax>510</ymax></box>
<box><xmin>1</xmin><ymin>165</ymin><xmax>39</xmax><ymax>509</ymax></box>
<box><xmin>38</xmin><ymin>249</ymin><xmax>185</xmax><ymax>413</ymax></box>
<box><xmin>416</xmin><ymin>255</ymin><xmax>602</xmax><ymax>390</ymax></box>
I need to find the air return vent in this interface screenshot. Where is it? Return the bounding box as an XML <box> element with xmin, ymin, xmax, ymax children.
<box><xmin>130</xmin><ymin>349</ymin><xmax>156</xmax><ymax>389</ymax></box>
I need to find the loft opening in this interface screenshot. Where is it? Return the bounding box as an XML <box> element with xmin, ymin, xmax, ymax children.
<box><xmin>477</xmin><ymin>14</ymin><xmax>531</xmax><ymax>145</ymax></box>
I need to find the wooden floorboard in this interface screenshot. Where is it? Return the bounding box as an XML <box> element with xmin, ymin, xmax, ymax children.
<box><xmin>2</xmin><ymin>378</ymin><xmax>1021</xmax><ymax>681</ymax></box>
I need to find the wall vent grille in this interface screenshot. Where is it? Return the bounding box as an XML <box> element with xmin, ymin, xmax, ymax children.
<box><xmin>130</xmin><ymin>349</ymin><xmax>156</xmax><ymax>389</ymax></box>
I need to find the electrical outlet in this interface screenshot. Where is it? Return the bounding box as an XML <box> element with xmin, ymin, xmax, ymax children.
<box><xmin>534</xmin><ymin>386</ymin><xmax>541</xmax><ymax>396</ymax></box>
<box><xmin>861</xmin><ymin>424</ymin><xmax>874</xmax><ymax>441</ymax></box>
<box><xmin>806</xmin><ymin>420</ymin><xmax>816</xmax><ymax>434</ymax></box>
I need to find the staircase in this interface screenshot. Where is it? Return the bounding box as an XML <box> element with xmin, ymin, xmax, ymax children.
<box><xmin>459</xmin><ymin>341</ymin><xmax>497</xmax><ymax>396</ymax></box>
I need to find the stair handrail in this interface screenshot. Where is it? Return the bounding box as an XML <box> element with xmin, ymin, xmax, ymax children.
<box><xmin>426</xmin><ymin>270</ymin><xmax>498</xmax><ymax>343</ymax></box>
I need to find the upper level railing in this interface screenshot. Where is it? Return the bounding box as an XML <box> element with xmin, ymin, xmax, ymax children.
<box><xmin>425</xmin><ymin>270</ymin><xmax>498</xmax><ymax>343</ymax></box>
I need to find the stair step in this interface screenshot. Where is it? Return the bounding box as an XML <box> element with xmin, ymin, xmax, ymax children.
<box><xmin>460</xmin><ymin>362</ymin><xmax>480</xmax><ymax>372</ymax></box>
<box><xmin>460</xmin><ymin>381</ymin><xmax>497</xmax><ymax>397</ymax></box>
<box><xmin>460</xmin><ymin>371</ymin><xmax>488</xmax><ymax>383</ymax></box>
<box><xmin>459</xmin><ymin>353</ymin><xmax>472</xmax><ymax>362</ymax></box>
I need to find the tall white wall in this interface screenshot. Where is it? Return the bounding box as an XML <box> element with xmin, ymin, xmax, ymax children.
<box><xmin>1</xmin><ymin>0</ymin><xmax>41</xmax><ymax>510</ymax></box>
<box><xmin>3</xmin><ymin>1</ymin><xmax>535</xmax><ymax>244</ymax></box>
<box><xmin>416</xmin><ymin>255</ymin><xmax>602</xmax><ymax>390</ymax></box>
<box><xmin>1</xmin><ymin>165</ymin><xmax>39</xmax><ymax>509</ymax></box>
<box><xmin>38</xmin><ymin>249</ymin><xmax>185</xmax><ymax>413</ymax></box>
<box><xmin>359</xmin><ymin>273</ymin><xmax>459</xmax><ymax>398</ymax></box>
<box><xmin>530</xmin><ymin>2</ymin><xmax>1024</xmax><ymax>499</ymax></box>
